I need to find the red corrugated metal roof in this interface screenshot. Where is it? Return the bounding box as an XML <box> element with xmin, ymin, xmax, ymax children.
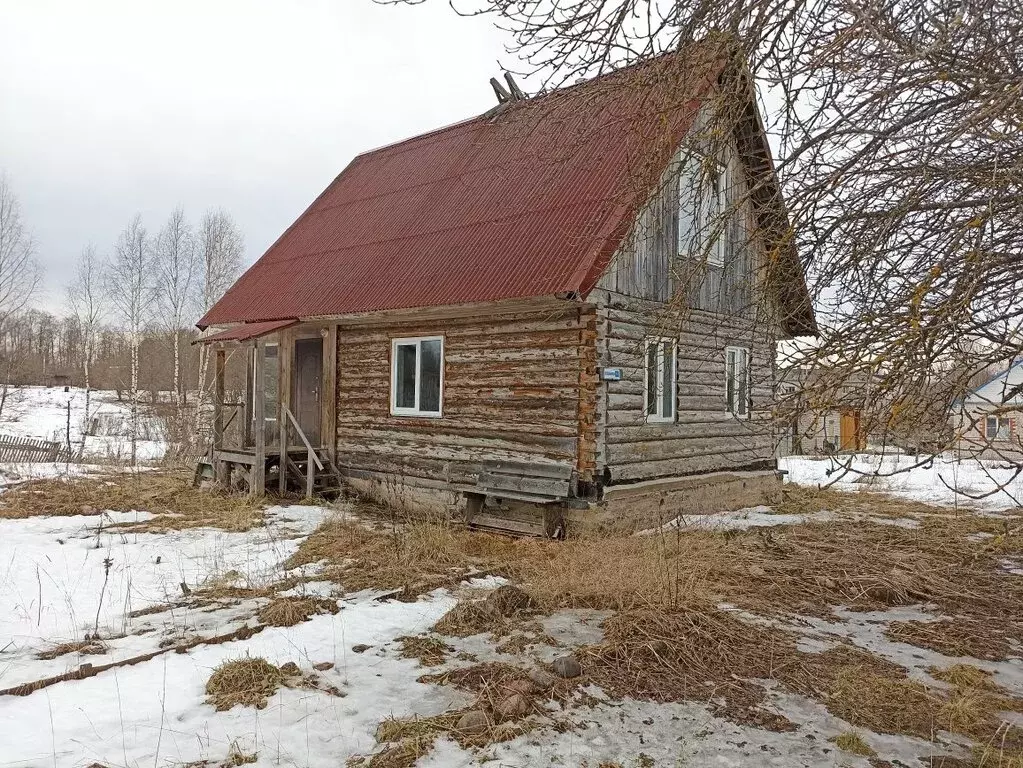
<box><xmin>197</xmin><ymin>319</ymin><xmax>298</xmax><ymax>344</ymax></box>
<box><xmin>198</xmin><ymin>52</ymin><xmax>719</xmax><ymax>328</ymax></box>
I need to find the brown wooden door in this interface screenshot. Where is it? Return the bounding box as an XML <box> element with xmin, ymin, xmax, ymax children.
<box><xmin>292</xmin><ymin>337</ymin><xmax>323</xmax><ymax>446</ymax></box>
<box><xmin>840</xmin><ymin>410</ymin><xmax>861</xmax><ymax>451</ymax></box>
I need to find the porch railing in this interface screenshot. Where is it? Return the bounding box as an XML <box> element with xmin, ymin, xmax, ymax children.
<box><xmin>284</xmin><ymin>406</ymin><xmax>323</xmax><ymax>498</ymax></box>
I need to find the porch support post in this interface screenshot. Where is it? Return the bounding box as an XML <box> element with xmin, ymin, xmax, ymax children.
<box><xmin>243</xmin><ymin>344</ymin><xmax>254</xmax><ymax>448</ymax></box>
<box><xmin>213</xmin><ymin>349</ymin><xmax>227</xmax><ymax>486</ymax></box>
<box><xmin>278</xmin><ymin>328</ymin><xmax>292</xmax><ymax>494</ymax></box>
<box><xmin>323</xmin><ymin>324</ymin><xmax>337</xmax><ymax>463</ymax></box>
<box><xmin>252</xmin><ymin>342</ymin><xmax>266</xmax><ymax>496</ymax></box>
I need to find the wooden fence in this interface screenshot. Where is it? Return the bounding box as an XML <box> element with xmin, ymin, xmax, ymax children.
<box><xmin>0</xmin><ymin>434</ymin><xmax>72</xmax><ymax>463</ymax></box>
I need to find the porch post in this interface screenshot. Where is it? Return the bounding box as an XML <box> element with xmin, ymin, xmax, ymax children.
<box><xmin>252</xmin><ymin>342</ymin><xmax>266</xmax><ymax>496</ymax></box>
<box><xmin>213</xmin><ymin>349</ymin><xmax>227</xmax><ymax>486</ymax></box>
<box><xmin>243</xmin><ymin>344</ymin><xmax>254</xmax><ymax>447</ymax></box>
<box><xmin>278</xmin><ymin>329</ymin><xmax>292</xmax><ymax>494</ymax></box>
<box><xmin>323</xmin><ymin>324</ymin><xmax>337</xmax><ymax>463</ymax></box>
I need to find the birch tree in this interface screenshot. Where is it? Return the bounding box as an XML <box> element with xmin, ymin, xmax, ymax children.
<box><xmin>194</xmin><ymin>208</ymin><xmax>243</xmax><ymax>432</ymax></box>
<box><xmin>0</xmin><ymin>173</ymin><xmax>43</xmax><ymax>416</ymax></box>
<box><xmin>106</xmin><ymin>214</ymin><xmax>153</xmax><ymax>466</ymax></box>
<box><xmin>154</xmin><ymin>207</ymin><xmax>196</xmax><ymax>408</ymax></box>
<box><xmin>66</xmin><ymin>244</ymin><xmax>105</xmax><ymax>436</ymax></box>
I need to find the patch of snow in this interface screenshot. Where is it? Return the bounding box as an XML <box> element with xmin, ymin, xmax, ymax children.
<box><xmin>0</xmin><ymin>386</ymin><xmax>169</xmax><ymax>463</ymax></box>
<box><xmin>0</xmin><ymin>504</ymin><xmax>333</xmax><ymax>689</ymax></box>
<box><xmin>781</xmin><ymin>453</ymin><xmax>1023</xmax><ymax>511</ymax></box>
<box><xmin>636</xmin><ymin>506</ymin><xmax>840</xmax><ymax>535</ymax></box>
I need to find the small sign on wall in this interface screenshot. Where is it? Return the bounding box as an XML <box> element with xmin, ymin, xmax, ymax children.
<box><xmin>599</xmin><ymin>367</ymin><xmax>623</xmax><ymax>382</ymax></box>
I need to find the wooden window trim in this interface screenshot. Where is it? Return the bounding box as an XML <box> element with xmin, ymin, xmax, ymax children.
<box><xmin>390</xmin><ymin>335</ymin><xmax>444</xmax><ymax>418</ymax></box>
<box><xmin>644</xmin><ymin>337</ymin><xmax>677</xmax><ymax>423</ymax></box>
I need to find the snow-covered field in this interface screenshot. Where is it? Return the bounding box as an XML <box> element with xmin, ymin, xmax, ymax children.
<box><xmin>0</xmin><ymin>386</ymin><xmax>168</xmax><ymax>464</ymax></box>
<box><xmin>782</xmin><ymin>452</ymin><xmax>1023</xmax><ymax>510</ymax></box>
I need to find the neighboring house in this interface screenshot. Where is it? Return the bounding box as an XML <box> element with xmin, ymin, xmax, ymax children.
<box><xmin>776</xmin><ymin>365</ymin><xmax>869</xmax><ymax>456</ymax></box>
<box><xmin>197</xmin><ymin>47</ymin><xmax>816</xmax><ymax>534</ymax></box>
<box><xmin>954</xmin><ymin>361</ymin><xmax>1023</xmax><ymax>459</ymax></box>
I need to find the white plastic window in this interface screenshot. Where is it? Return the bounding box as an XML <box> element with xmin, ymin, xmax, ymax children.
<box><xmin>645</xmin><ymin>338</ymin><xmax>677</xmax><ymax>422</ymax></box>
<box><xmin>391</xmin><ymin>336</ymin><xmax>444</xmax><ymax>417</ymax></box>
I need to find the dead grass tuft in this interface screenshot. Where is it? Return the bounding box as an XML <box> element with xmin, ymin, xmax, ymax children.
<box><xmin>397</xmin><ymin>635</ymin><xmax>453</xmax><ymax>667</ymax></box>
<box><xmin>888</xmin><ymin>619</ymin><xmax>1015</xmax><ymax>662</ymax></box>
<box><xmin>929</xmin><ymin>664</ymin><xmax>1023</xmax><ymax>741</ymax></box>
<box><xmin>584</xmin><ymin>606</ymin><xmax>799</xmax><ymax>730</ymax></box>
<box><xmin>36</xmin><ymin>638</ymin><xmax>107</xmax><ymax>660</ymax></box>
<box><xmin>286</xmin><ymin>513</ymin><xmax>539</xmax><ymax>598</ymax></box>
<box><xmin>0</xmin><ymin>471</ymin><xmax>263</xmax><ymax>531</ymax></box>
<box><xmin>434</xmin><ymin>600</ymin><xmax>505</xmax><ymax>637</ymax></box>
<box><xmin>258</xmin><ymin>596</ymin><xmax>339</xmax><ymax>627</ymax></box>
<box><xmin>832</xmin><ymin>731</ymin><xmax>876</xmax><ymax>756</ymax></box>
<box><xmin>182</xmin><ymin>743</ymin><xmax>258</xmax><ymax>767</ymax></box>
<box><xmin>205</xmin><ymin>657</ymin><xmax>284</xmax><ymax>711</ymax></box>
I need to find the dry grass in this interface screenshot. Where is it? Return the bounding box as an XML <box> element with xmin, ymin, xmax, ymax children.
<box><xmin>205</xmin><ymin>657</ymin><xmax>284</xmax><ymax>711</ymax></box>
<box><xmin>0</xmin><ymin>471</ymin><xmax>263</xmax><ymax>531</ymax></box>
<box><xmin>397</xmin><ymin>636</ymin><xmax>453</xmax><ymax>667</ymax></box>
<box><xmin>364</xmin><ymin>664</ymin><xmax>543</xmax><ymax>768</ymax></box>
<box><xmin>285</xmin><ymin>512</ymin><xmax>541</xmax><ymax>598</ymax></box>
<box><xmin>888</xmin><ymin>619</ymin><xmax>1015</xmax><ymax>662</ymax></box>
<box><xmin>258</xmin><ymin>596</ymin><xmax>339</xmax><ymax>627</ymax></box>
<box><xmin>832</xmin><ymin>731</ymin><xmax>876</xmax><ymax>756</ymax></box>
<box><xmin>36</xmin><ymin>638</ymin><xmax>107</xmax><ymax>660</ymax></box>
<box><xmin>264</xmin><ymin>489</ymin><xmax>1023</xmax><ymax>750</ymax></box>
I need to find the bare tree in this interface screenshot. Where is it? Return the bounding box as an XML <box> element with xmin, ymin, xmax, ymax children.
<box><xmin>154</xmin><ymin>207</ymin><xmax>196</xmax><ymax>408</ymax></box>
<box><xmin>0</xmin><ymin>173</ymin><xmax>43</xmax><ymax>416</ymax></box>
<box><xmin>383</xmin><ymin>0</ymin><xmax>1023</xmax><ymax>471</ymax></box>
<box><xmin>106</xmin><ymin>214</ymin><xmax>153</xmax><ymax>466</ymax></box>
<box><xmin>194</xmin><ymin>208</ymin><xmax>243</xmax><ymax>433</ymax></box>
<box><xmin>66</xmin><ymin>244</ymin><xmax>106</xmax><ymax>436</ymax></box>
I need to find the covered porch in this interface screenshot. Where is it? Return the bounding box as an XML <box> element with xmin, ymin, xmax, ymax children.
<box><xmin>199</xmin><ymin>319</ymin><xmax>339</xmax><ymax>497</ymax></box>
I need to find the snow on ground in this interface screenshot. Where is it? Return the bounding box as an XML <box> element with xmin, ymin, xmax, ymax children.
<box><xmin>1</xmin><ymin>487</ymin><xmax>1020</xmax><ymax>767</ymax></box>
<box><xmin>781</xmin><ymin>452</ymin><xmax>1023</xmax><ymax>510</ymax></box>
<box><xmin>636</xmin><ymin>503</ymin><xmax>922</xmax><ymax>536</ymax></box>
<box><xmin>0</xmin><ymin>386</ymin><xmax>168</xmax><ymax>463</ymax></box>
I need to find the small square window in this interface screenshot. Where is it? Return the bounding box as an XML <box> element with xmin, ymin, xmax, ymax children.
<box><xmin>726</xmin><ymin>346</ymin><xmax>751</xmax><ymax>417</ymax></box>
<box><xmin>986</xmin><ymin>416</ymin><xmax>1010</xmax><ymax>440</ymax></box>
<box><xmin>645</xmin><ymin>338</ymin><xmax>676</xmax><ymax>422</ymax></box>
<box><xmin>391</xmin><ymin>336</ymin><xmax>444</xmax><ymax>417</ymax></box>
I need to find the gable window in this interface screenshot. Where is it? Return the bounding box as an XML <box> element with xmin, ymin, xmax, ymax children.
<box><xmin>703</xmin><ymin>155</ymin><xmax>728</xmax><ymax>267</ymax></box>
<box><xmin>725</xmin><ymin>346</ymin><xmax>751</xmax><ymax>417</ymax></box>
<box><xmin>985</xmin><ymin>416</ymin><xmax>1010</xmax><ymax>440</ymax></box>
<box><xmin>391</xmin><ymin>336</ymin><xmax>443</xmax><ymax>417</ymax></box>
<box><xmin>645</xmin><ymin>338</ymin><xmax>676</xmax><ymax>422</ymax></box>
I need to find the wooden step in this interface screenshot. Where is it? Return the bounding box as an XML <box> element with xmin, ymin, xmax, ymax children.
<box><xmin>468</xmin><ymin>513</ymin><xmax>548</xmax><ymax>537</ymax></box>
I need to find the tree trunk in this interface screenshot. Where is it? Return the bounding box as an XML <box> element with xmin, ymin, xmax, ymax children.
<box><xmin>130</xmin><ymin>333</ymin><xmax>139</xmax><ymax>467</ymax></box>
<box><xmin>172</xmin><ymin>328</ymin><xmax>181</xmax><ymax>408</ymax></box>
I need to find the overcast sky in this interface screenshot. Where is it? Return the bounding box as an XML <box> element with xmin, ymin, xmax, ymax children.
<box><xmin>0</xmin><ymin>0</ymin><xmax>522</xmax><ymax>315</ymax></box>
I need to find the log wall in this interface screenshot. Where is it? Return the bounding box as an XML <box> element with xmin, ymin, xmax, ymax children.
<box><xmin>592</xmin><ymin>289</ymin><xmax>778</xmax><ymax>482</ymax></box>
<box><xmin>333</xmin><ymin>302</ymin><xmax>594</xmax><ymax>487</ymax></box>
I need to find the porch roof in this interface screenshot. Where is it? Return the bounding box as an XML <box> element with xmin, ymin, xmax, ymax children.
<box><xmin>197</xmin><ymin>318</ymin><xmax>298</xmax><ymax>344</ymax></box>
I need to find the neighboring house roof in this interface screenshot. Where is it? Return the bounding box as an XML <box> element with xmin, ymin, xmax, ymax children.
<box><xmin>199</xmin><ymin>45</ymin><xmax>816</xmax><ymax>337</ymax></box>
<box><xmin>964</xmin><ymin>360</ymin><xmax>1023</xmax><ymax>406</ymax></box>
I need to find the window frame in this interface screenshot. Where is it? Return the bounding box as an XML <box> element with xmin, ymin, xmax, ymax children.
<box><xmin>644</xmin><ymin>337</ymin><xmax>677</xmax><ymax>424</ymax></box>
<box><xmin>725</xmin><ymin>345</ymin><xmax>751</xmax><ymax>418</ymax></box>
<box><xmin>985</xmin><ymin>415</ymin><xmax>1010</xmax><ymax>440</ymax></box>
<box><xmin>703</xmin><ymin>153</ymin><xmax>728</xmax><ymax>268</ymax></box>
<box><xmin>390</xmin><ymin>335</ymin><xmax>445</xmax><ymax>418</ymax></box>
